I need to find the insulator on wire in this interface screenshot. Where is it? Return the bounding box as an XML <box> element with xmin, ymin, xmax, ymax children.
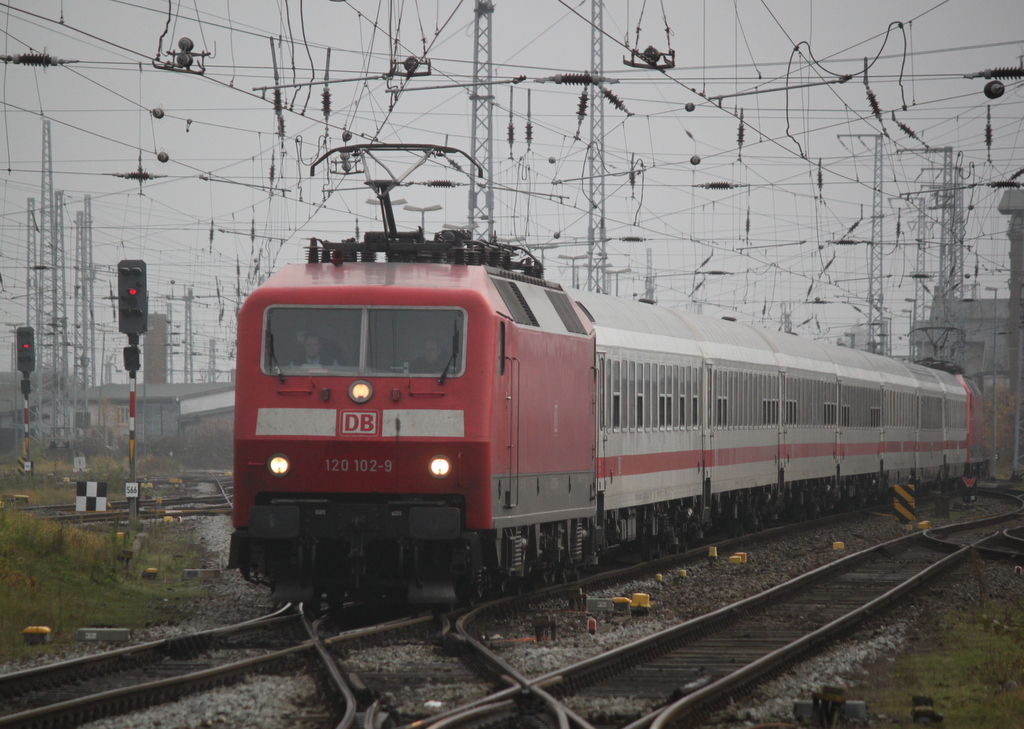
<box><xmin>975</xmin><ymin>67</ymin><xmax>1024</xmax><ymax>79</ymax></box>
<box><xmin>525</xmin><ymin>89</ymin><xmax>533</xmax><ymax>150</ymax></box>
<box><xmin>602</xmin><ymin>88</ymin><xmax>631</xmax><ymax>116</ymax></box>
<box><xmin>426</xmin><ymin>180</ymin><xmax>457</xmax><ymax>188</ymax></box>
<box><xmin>737</xmin><ymin>110</ymin><xmax>745</xmax><ymax>160</ymax></box>
<box><xmin>553</xmin><ymin>73</ymin><xmax>595</xmax><ymax>85</ymax></box>
<box><xmin>745</xmin><ymin>209</ymin><xmax>751</xmax><ymax>238</ymax></box>
<box><xmin>817</xmin><ymin>158</ymin><xmax>823</xmax><ymax>195</ymax></box>
<box><xmin>322</xmin><ymin>88</ymin><xmax>331</xmax><ymax>121</ymax></box>
<box><xmin>574</xmin><ymin>91</ymin><xmax>589</xmax><ymax>140</ymax></box>
<box><xmin>269</xmin><ymin>162</ymin><xmax>275</xmax><ymax>188</ymax></box>
<box><xmin>985</xmin><ymin>106</ymin><xmax>992</xmax><ymax>162</ymax></box>
<box><xmin>866</xmin><ymin>89</ymin><xmax>883</xmax><ymax>124</ymax></box>
<box><xmin>989</xmin><ymin>181</ymin><xmax>1022</xmax><ymax>188</ymax></box>
<box><xmin>508</xmin><ymin>88</ymin><xmax>515</xmax><ymax>159</ymax></box>
<box><xmin>1010</xmin><ymin>166</ymin><xmax>1024</xmax><ymax>182</ymax></box>
<box><xmin>697</xmin><ymin>181</ymin><xmax>738</xmax><ymax>190</ymax></box>
<box><xmin>891</xmin><ymin>112</ymin><xmax>922</xmax><ymax>144</ymax></box>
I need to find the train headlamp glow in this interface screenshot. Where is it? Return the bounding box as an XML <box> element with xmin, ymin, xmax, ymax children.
<box><xmin>349</xmin><ymin>380</ymin><xmax>373</xmax><ymax>403</ymax></box>
<box><xmin>429</xmin><ymin>456</ymin><xmax>451</xmax><ymax>478</ymax></box>
<box><xmin>268</xmin><ymin>454</ymin><xmax>290</xmax><ymax>476</ymax></box>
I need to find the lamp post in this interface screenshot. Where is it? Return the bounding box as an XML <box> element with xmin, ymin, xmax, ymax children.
<box><xmin>604</xmin><ymin>267</ymin><xmax>631</xmax><ymax>296</ymax></box>
<box><xmin>403</xmin><ymin>204</ymin><xmax>443</xmax><ymax>235</ymax></box>
<box><xmin>558</xmin><ymin>254</ymin><xmax>588</xmax><ymax>288</ymax></box>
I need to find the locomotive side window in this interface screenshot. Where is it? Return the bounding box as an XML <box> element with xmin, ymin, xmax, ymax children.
<box><xmin>367</xmin><ymin>308</ymin><xmax>464</xmax><ymax>376</ymax></box>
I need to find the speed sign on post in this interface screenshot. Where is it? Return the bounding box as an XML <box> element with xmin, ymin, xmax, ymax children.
<box><xmin>125</xmin><ymin>482</ymin><xmax>139</xmax><ymax>498</ymax></box>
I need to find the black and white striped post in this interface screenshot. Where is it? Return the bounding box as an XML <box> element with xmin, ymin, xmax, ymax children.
<box><xmin>126</xmin><ymin>336</ymin><xmax>140</xmax><ymax>522</ymax></box>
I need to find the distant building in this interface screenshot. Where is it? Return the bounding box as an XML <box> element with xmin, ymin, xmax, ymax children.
<box><xmin>86</xmin><ymin>382</ymin><xmax>234</xmax><ymax>446</ymax></box>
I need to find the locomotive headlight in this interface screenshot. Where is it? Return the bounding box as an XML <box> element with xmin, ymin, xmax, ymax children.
<box><xmin>268</xmin><ymin>454</ymin><xmax>290</xmax><ymax>476</ymax></box>
<box><xmin>429</xmin><ymin>456</ymin><xmax>451</xmax><ymax>478</ymax></box>
<box><xmin>349</xmin><ymin>380</ymin><xmax>373</xmax><ymax>403</ymax></box>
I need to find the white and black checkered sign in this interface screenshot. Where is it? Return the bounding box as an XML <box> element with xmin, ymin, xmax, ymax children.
<box><xmin>76</xmin><ymin>481</ymin><xmax>107</xmax><ymax>512</ymax></box>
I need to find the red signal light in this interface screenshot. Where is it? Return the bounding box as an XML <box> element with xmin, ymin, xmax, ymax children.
<box><xmin>22</xmin><ymin>343</ymin><xmax>29</xmax><ymax>348</ymax></box>
<box><xmin>128</xmin><ymin>288</ymin><xmax>138</xmax><ymax>295</ymax></box>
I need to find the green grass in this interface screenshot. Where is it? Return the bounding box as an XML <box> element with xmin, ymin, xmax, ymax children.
<box><xmin>858</xmin><ymin>604</ymin><xmax>1024</xmax><ymax>727</ymax></box>
<box><xmin>0</xmin><ymin>509</ymin><xmax>206</xmax><ymax>661</ymax></box>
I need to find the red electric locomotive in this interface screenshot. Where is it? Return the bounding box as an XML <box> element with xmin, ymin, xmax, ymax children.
<box><xmin>229</xmin><ymin>145</ymin><xmax>599</xmax><ymax>604</ymax></box>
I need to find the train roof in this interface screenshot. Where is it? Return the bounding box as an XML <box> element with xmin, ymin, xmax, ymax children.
<box><xmin>570</xmin><ymin>289</ymin><xmax>963</xmax><ymax>392</ymax></box>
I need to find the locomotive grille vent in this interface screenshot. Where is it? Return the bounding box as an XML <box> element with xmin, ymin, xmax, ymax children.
<box><xmin>493</xmin><ymin>278</ymin><xmax>539</xmax><ymax>327</ymax></box>
<box><xmin>546</xmin><ymin>290</ymin><xmax>588</xmax><ymax>334</ymax></box>
<box><xmin>574</xmin><ymin>301</ymin><xmax>596</xmax><ymax>323</ymax></box>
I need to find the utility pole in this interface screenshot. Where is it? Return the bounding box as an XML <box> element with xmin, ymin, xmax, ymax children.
<box><xmin>26</xmin><ymin>198</ymin><xmax>43</xmax><ymax>444</ymax></box>
<box><xmin>840</xmin><ymin>134</ymin><xmax>887</xmax><ymax>355</ymax></box>
<box><xmin>208</xmin><ymin>338</ymin><xmax>217</xmax><ymax>382</ymax></box>
<box><xmin>38</xmin><ymin>119</ymin><xmax>72</xmax><ymax>448</ymax></box>
<box><xmin>184</xmin><ymin>287</ymin><xmax>194</xmax><ymax>383</ymax></box>
<box><xmin>901</xmin><ymin>147</ymin><xmax>966</xmax><ymax>367</ymax></box>
<box><xmin>641</xmin><ymin>248</ymin><xmax>656</xmax><ymax>303</ymax></box>
<box><xmin>585</xmin><ymin>0</ymin><xmax>607</xmax><ymax>294</ymax></box>
<box><xmin>468</xmin><ymin>1</ymin><xmax>494</xmax><ymax>239</ymax></box>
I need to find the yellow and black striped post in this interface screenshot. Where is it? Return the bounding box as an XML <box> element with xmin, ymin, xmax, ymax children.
<box><xmin>893</xmin><ymin>483</ymin><xmax>916</xmax><ymax>523</ymax></box>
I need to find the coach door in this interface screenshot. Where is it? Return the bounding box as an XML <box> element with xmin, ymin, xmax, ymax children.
<box><xmin>779</xmin><ymin>372</ymin><xmax>789</xmax><ymax>470</ymax></box>
<box><xmin>702</xmin><ymin>364</ymin><xmax>714</xmax><ymax>507</ymax></box>
<box><xmin>505</xmin><ymin>351</ymin><xmax>521</xmax><ymax>509</ymax></box>
<box><xmin>596</xmin><ymin>353</ymin><xmax>608</xmax><ymax>494</ymax></box>
<box><xmin>834</xmin><ymin>380</ymin><xmax>842</xmax><ymax>463</ymax></box>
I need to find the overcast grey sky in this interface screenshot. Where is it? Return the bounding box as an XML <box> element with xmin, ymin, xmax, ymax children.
<box><xmin>0</xmin><ymin>0</ymin><xmax>1022</xmax><ymax>378</ymax></box>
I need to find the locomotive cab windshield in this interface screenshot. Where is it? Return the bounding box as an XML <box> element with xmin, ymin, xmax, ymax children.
<box><xmin>263</xmin><ymin>305</ymin><xmax>465</xmax><ymax>378</ymax></box>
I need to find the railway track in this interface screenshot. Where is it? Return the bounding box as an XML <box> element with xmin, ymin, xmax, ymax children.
<box><xmin>4</xmin><ymin>490</ymin><xmax>1018</xmax><ymax>728</ymax></box>
<box><xmin>0</xmin><ymin>605</ymin><xmax>307</xmax><ymax>729</ymax></box>
<box><xmin>15</xmin><ymin>476</ymin><xmax>233</xmax><ymax>524</ymax></box>
<box><xmin>393</xmin><ymin>489</ymin><xmax>1024</xmax><ymax>729</ymax></box>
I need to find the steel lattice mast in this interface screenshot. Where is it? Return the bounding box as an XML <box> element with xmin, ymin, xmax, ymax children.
<box><xmin>585</xmin><ymin>0</ymin><xmax>607</xmax><ymax>293</ymax></box>
<box><xmin>39</xmin><ymin>119</ymin><xmax>72</xmax><ymax>447</ymax></box>
<box><xmin>468</xmin><ymin>1</ymin><xmax>494</xmax><ymax>239</ymax></box>
<box><xmin>867</xmin><ymin>135</ymin><xmax>887</xmax><ymax>355</ymax></box>
<box><xmin>840</xmin><ymin>134</ymin><xmax>887</xmax><ymax>355</ymax></box>
<box><xmin>72</xmin><ymin>196</ymin><xmax>95</xmax><ymax>431</ymax></box>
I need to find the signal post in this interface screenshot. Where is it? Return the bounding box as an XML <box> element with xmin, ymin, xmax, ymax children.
<box><xmin>117</xmin><ymin>260</ymin><xmax>148</xmax><ymax>521</ymax></box>
<box><xmin>16</xmin><ymin>326</ymin><xmax>34</xmax><ymax>476</ymax></box>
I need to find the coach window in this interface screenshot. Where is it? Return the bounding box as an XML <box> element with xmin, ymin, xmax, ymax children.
<box><xmin>643</xmin><ymin>363</ymin><xmax>652</xmax><ymax>430</ymax></box>
<box><xmin>264</xmin><ymin>306</ymin><xmax>362</xmax><ymax>375</ymax></box>
<box><xmin>693</xmin><ymin>367</ymin><xmax>701</xmax><ymax>428</ymax></box>
<box><xmin>611</xmin><ymin>360</ymin><xmax>621</xmax><ymax>430</ymax></box>
<box><xmin>628</xmin><ymin>361</ymin><xmax>637</xmax><ymax>430</ymax></box>
<box><xmin>684</xmin><ymin>370</ymin><xmax>692</xmax><ymax>427</ymax></box>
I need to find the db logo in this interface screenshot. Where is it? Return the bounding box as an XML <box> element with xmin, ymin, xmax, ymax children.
<box><xmin>340</xmin><ymin>410</ymin><xmax>379</xmax><ymax>436</ymax></box>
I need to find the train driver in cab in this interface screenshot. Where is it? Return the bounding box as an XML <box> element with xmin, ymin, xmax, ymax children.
<box><xmin>409</xmin><ymin>336</ymin><xmax>447</xmax><ymax>374</ymax></box>
<box><xmin>292</xmin><ymin>333</ymin><xmax>340</xmax><ymax>367</ymax></box>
